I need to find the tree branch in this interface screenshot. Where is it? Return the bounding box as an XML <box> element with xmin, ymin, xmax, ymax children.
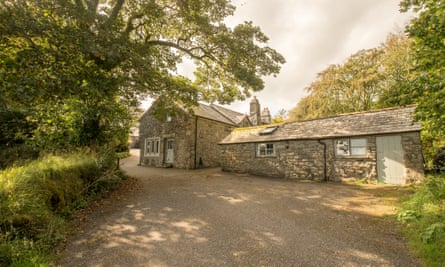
<box><xmin>108</xmin><ymin>0</ymin><xmax>125</xmax><ymax>24</ymax></box>
<box><xmin>122</xmin><ymin>13</ymin><xmax>144</xmax><ymax>38</ymax></box>
<box><xmin>86</xmin><ymin>0</ymin><xmax>99</xmax><ymax>13</ymax></box>
<box><xmin>147</xmin><ymin>40</ymin><xmax>213</xmax><ymax>61</ymax></box>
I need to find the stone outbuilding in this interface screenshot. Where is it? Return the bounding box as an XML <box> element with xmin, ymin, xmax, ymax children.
<box><xmin>139</xmin><ymin>100</ymin><xmax>252</xmax><ymax>169</ymax></box>
<box><xmin>219</xmin><ymin>106</ymin><xmax>424</xmax><ymax>185</ymax></box>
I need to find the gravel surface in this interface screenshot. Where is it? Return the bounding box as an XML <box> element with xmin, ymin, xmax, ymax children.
<box><xmin>58</xmin><ymin>150</ymin><xmax>421</xmax><ymax>266</ymax></box>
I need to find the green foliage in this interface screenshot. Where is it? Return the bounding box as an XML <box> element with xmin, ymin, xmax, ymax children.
<box><xmin>432</xmin><ymin>146</ymin><xmax>445</xmax><ymax>172</ymax></box>
<box><xmin>397</xmin><ymin>173</ymin><xmax>445</xmax><ymax>266</ymax></box>
<box><xmin>400</xmin><ymin>0</ymin><xmax>445</xmax><ymax>138</ymax></box>
<box><xmin>289</xmin><ymin>32</ymin><xmax>414</xmax><ymax>121</ymax></box>
<box><xmin>0</xmin><ymin>152</ymin><xmax>123</xmax><ymax>265</ymax></box>
<box><xmin>0</xmin><ymin>0</ymin><xmax>284</xmax><ymax>153</ymax></box>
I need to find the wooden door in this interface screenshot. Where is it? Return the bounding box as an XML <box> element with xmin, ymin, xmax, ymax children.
<box><xmin>376</xmin><ymin>135</ymin><xmax>405</xmax><ymax>185</ymax></box>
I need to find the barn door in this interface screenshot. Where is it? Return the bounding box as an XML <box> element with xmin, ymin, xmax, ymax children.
<box><xmin>376</xmin><ymin>135</ymin><xmax>405</xmax><ymax>185</ymax></box>
<box><xmin>165</xmin><ymin>139</ymin><xmax>174</xmax><ymax>164</ymax></box>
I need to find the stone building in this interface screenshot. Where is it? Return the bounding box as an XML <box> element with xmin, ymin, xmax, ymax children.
<box><xmin>219</xmin><ymin>106</ymin><xmax>424</xmax><ymax>185</ymax></box>
<box><xmin>249</xmin><ymin>96</ymin><xmax>271</xmax><ymax>125</ymax></box>
<box><xmin>139</xmin><ymin>100</ymin><xmax>251</xmax><ymax>169</ymax></box>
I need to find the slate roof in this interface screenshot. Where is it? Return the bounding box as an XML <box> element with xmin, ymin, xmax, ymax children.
<box><xmin>220</xmin><ymin>106</ymin><xmax>421</xmax><ymax>144</ymax></box>
<box><xmin>193</xmin><ymin>103</ymin><xmax>248</xmax><ymax>126</ymax></box>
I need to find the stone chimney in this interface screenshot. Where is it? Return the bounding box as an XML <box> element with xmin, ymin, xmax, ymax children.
<box><xmin>249</xmin><ymin>96</ymin><xmax>261</xmax><ymax>125</ymax></box>
<box><xmin>261</xmin><ymin>107</ymin><xmax>271</xmax><ymax>124</ymax></box>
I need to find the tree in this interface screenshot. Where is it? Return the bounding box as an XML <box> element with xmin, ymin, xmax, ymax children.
<box><xmin>288</xmin><ymin>48</ymin><xmax>384</xmax><ymax>121</ymax></box>
<box><xmin>400</xmin><ymin>0</ymin><xmax>445</xmax><ymax>137</ymax></box>
<box><xmin>0</xmin><ymin>0</ymin><xmax>285</xmax><ymax>150</ymax></box>
<box><xmin>377</xmin><ymin>32</ymin><xmax>415</xmax><ymax>107</ymax></box>
<box><xmin>272</xmin><ymin>109</ymin><xmax>288</xmax><ymax>123</ymax></box>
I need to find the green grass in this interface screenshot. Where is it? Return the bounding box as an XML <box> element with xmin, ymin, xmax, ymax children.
<box><xmin>0</xmin><ymin>151</ymin><xmax>124</xmax><ymax>266</ymax></box>
<box><xmin>397</xmin><ymin>173</ymin><xmax>445</xmax><ymax>267</ymax></box>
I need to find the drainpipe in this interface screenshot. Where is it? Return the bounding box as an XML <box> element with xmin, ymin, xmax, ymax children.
<box><xmin>194</xmin><ymin>116</ymin><xmax>198</xmax><ymax>169</ymax></box>
<box><xmin>318</xmin><ymin>140</ymin><xmax>328</xmax><ymax>182</ymax></box>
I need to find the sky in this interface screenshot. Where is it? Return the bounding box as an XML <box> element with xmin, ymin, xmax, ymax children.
<box><xmin>144</xmin><ymin>0</ymin><xmax>414</xmax><ymax>117</ymax></box>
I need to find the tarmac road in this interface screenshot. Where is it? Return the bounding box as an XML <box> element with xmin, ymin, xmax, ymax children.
<box><xmin>58</xmin><ymin>150</ymin><xmax>420</xmax><ymax>266</ymax></box>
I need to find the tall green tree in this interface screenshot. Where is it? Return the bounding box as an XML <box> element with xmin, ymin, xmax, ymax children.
<box><xmin>377</xmin><ymin>32</ymin><xmax>415</xmax><ymax>107</ymax></box>
<box><xmin>289</xmin><ymin>48</ymin><xmax>383</xmax><ymax>120</ymax></box>
<box><xmin>0</xmin><ymin>0</ymin><xmax>285</xmax><ymax>150</ymax></box>
<box><xmin>400</xmin><ymin>0</ymin><xmax>445</xmax><ymax>137</ymax></box>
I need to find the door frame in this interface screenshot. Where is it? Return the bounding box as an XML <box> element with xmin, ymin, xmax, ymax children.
<box><xmin>165</xmin><ymin>138</ymin><xmax>174</xmax><ymax>164</ymax></box>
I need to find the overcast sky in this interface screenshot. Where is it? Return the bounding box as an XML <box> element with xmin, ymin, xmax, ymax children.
<box><xmin>144</xmin><ymin>0</ymin><xmax>414</xmax><ymax>117</ymax></box>
<box><xmin>224</xmin><ymin>0</ymin><xmax>416</xmax><ymax>116</ymax></box>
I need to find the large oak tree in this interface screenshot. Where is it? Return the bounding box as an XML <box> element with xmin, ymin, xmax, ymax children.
<box><xmin>0</xmin><ymin>0</ymin><xmax>285</xmax><ymax>149</ymax></box>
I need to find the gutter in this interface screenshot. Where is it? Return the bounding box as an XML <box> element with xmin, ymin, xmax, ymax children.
<box><xmin>194</xmin><ymin>116</ymin><xmax>198</xmax><ymax>169</ymax></box>
<box><xmin>318</xmin><ymin>140</ymin><xmax>328</xmax><ymax>182</ymax></box>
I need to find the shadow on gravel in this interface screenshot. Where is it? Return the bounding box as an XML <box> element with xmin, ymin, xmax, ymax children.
<box><xmin>59</xmin><ymin>152</ymin><xmax>421</xmax><ymax>266</ymax></box>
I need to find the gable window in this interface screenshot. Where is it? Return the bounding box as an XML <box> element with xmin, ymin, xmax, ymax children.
<box><xmin>257</xmin><ymin>143</ymin><xmax>275</xmax><ymax>157</ymax></box>
<box><xmin>335</xmin><ymin>138</ymin><xmax>367</xmax><ymax>156</ymax></box>
<box><xmin>145</xmin><ymin>137</ymin><xmax>160</xmax><ymax>157</ymax></box>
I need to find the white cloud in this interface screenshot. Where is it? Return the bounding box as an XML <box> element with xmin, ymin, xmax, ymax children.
<box><xmin>142</xmin><ymin>0</ymin><xmax>414</xmax><ymax>117</ymax></box>
<box><xmin>223</xmin><ymin>0</ymin><xmax>413</xmax><ymax>116</ymax></box>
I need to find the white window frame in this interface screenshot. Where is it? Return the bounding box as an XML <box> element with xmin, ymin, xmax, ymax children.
<box><xmin>257</xmin><ymin>143</ymin><xmax>276</xmax><ymax>157</ymax></box>
<box><xmin>144</xmin><ymin>137</ymin><xmax>160</xmax><ymax>157</ymax></box>
<box><xmin>335</xmin><ymin>138</ymin><xmax>367</xmax><ymax>156</ymax></box>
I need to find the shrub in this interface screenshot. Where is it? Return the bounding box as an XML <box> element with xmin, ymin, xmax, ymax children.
<box><xmin>432</xmin><ymin>146</ymin><xmax>445</xmax><ymax>172</ymax></box>
<box><xmin>397</xmin><ymin>173</ymin><xmax>445</xmax><ymax>266</ymax></box>
<box><xmin>0</xmin><ymin>151</ymin><xmax>123</xmax><ymax>265</ymax></box>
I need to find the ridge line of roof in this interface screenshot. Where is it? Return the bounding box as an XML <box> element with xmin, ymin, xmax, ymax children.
<box><xmin>287</xmin><ymin>105</ymin><xmax>417</xmax><ymax>124</ymax></box>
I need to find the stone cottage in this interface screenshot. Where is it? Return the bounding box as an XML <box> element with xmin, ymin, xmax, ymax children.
<box><xmin>139</xmin><ymin>99</ymin><xmax>258</xmax><ymax>169</ymax></box>
<box><xmin>219</xmin><ymin>106</ymin><xmax>424</xmax><ymax>185</ymax></box>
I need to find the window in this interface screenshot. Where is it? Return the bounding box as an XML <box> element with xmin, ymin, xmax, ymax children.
<box><xmin>145</xmin><ymin>137</ymin><xmax>160</xmax><ymax>157</ymax></box>
<box><xmin>257</xmin><ymin>143</ymin><xmax>275</xmax><ymax>157</ymax></box>
<box><xmin>335</xmin><ymin>138</ymin><xmax>367</xmax><ymax>156</ymax></box>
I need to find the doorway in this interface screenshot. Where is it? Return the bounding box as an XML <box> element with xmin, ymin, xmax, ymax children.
<box><xmin>165</xmin><ymin>139</ymin><xmax>174</xmax><ymax>164</ymax></box>
<box><xmin>376</xmin><ymin>135</ymin><xmax>405</xmax><ymax>184</ymax></box>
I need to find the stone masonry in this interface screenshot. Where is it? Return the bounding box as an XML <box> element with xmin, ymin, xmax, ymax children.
<box><xmin>221</xmin><ymin>132</ymin><xmax>424</xmax><ymax>183</ymax></box>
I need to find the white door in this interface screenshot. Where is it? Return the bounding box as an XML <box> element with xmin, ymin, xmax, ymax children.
<box><xmin>376</xmin><ymin>135</ymin><xmax>405</xmax><ymax>185</ymax></box>
<box><xmin>165</xmin><ymin>139</ymin><xmax>174</xmax><ymax>164</ymax></box>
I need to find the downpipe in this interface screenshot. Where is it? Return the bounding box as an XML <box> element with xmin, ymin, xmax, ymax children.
<box><xmin>318</xmin><ymin>140</ymin><xmax>328</xmax><ymax>182</ymax></box>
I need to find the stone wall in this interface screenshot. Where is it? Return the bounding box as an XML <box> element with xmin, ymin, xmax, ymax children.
<box><xmin>401</xmin><ymin>132</ymin><xmax>424</xmax><ymax>183</ymax></box>
<box><xmin>139</xmin><ymin>107</ymin><xmax>236</xmax><ymax>169</ymax></box>
<box><xmin>196</xmin><ymin>117</ymin><xmax>234</xmax><ymax>168</ymax></box>
<box><xmin>221</xmin><ymin>132</ymin><xmax>424</xmax><ymax>183</ymax></box>
<box><xmin>139</xmin><ymin>108</ymin><xmax>195</xmax><ymax>169</ymax></box>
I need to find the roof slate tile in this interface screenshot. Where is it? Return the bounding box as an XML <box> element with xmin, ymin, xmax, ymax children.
<box><xmin>220</xmin><ymin>106</ymin><xmax>420</xmax><ymax>144</ymax></box>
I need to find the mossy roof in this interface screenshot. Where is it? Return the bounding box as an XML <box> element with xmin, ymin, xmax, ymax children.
<box><xmin>220</xmin><ymin>106</ymin><xmax>421</xmax><ymax>144</ymax></box>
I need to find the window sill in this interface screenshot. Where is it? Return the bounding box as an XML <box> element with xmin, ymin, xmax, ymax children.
<box><xmin>256</xmin><ymin>155</ymin><xmax>277</xmax><ymax>158</ymax></box>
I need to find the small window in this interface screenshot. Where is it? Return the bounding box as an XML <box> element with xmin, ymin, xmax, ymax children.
<box><xmin>145</xmin><ymin>137</ymin><xmax>160</xmax><ymax>157</ymax></box>
<box><xmin>335</xmin><ymin>138</ymin><xmax>367</xmax><ymax>156</ymax></box>
<box><xmin>257</xmin><ymin>143</ymin><xmax>275</xmax><ymax>157</ymax></box>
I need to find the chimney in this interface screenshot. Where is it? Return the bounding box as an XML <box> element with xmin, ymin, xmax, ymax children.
<box><xmin>261</xmin><ymin>107</ymin><xmax>271</xmax><ymax>124</ymax></box>
<box><xmin>250</xmin><ymin>96</ymin><xmax>261</xmax><ymax>125</ymax></box>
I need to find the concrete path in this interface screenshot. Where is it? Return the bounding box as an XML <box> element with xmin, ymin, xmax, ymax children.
<box><xmin>59</xmin><ymin>149</ymin><xmax>420</xmax><ymax>266</ymax></box>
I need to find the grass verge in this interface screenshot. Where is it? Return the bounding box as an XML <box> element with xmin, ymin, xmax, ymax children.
<box><xmin>0</xmin><ymin>151</ymin><xmax>124</xmax><ymax>266</ymax></box>
<box><xmin>397</xmin><ymin>173</ymin><xmax>445</xmax><ymax>267</ymax></box>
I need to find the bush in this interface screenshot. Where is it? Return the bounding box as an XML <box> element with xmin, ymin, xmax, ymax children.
<box><xmin>432</xmin><ymin>146</ymin><xmax>445</xmax><ymax>172</ymax></box>
<box><xmin>0</xmin><ymin>144</ymin><xmax>39</xmax><ymax>169</ymax></box>
<box><xmin>0</xmin><ymin>151</ymin><xmax>123</xmax><ymax>265</ymax></box>
<box><xmin>397</xmin><ymin>174</ymin><xmax>445</xmax><ymax>266</ymax></box>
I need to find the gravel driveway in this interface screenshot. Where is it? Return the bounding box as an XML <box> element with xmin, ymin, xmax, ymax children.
<box><xmin>58</xmin><ymin>150</ymin><xmax>420</xmax><ymax>266</ymax></box>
